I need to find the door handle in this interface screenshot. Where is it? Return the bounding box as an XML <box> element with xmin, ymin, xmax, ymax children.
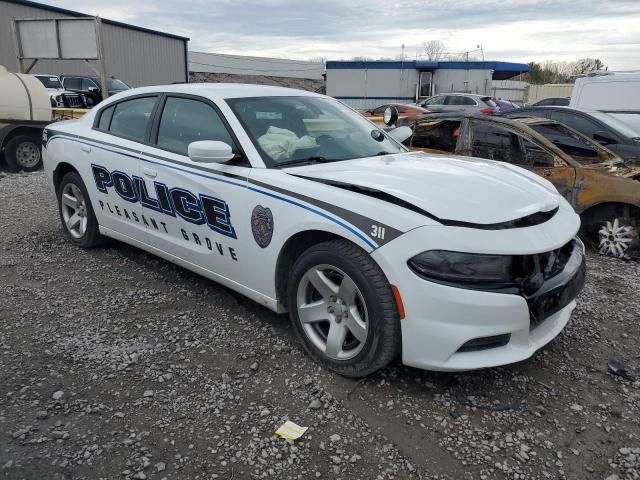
<box><xmin>143</xmin><ymin>167</ymin><xmax>157</xmax><ymax>178</ymax></box>
<box><xmin>81</xmin><ymin>144</ymin><xmax>91</xmax><ymax>153</ymax></box>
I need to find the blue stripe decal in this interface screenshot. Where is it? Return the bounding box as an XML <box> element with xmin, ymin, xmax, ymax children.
<box><xmin>47</xmin><ymin>135</ymin><xmax>378</xmax><ymax>249</ymax></box>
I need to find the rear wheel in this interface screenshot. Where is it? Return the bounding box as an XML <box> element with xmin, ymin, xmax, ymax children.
<box><xmin>57</xmin><ymin>171</ymin><xmax>106</xmax><ymax>248</ymax></box>
<box><xmin>287</xmin><ymin>239</ymin><xmax>401</xmax><ymax>377</ymax></box>
<box><xmin>5</xmin><ymin>135</ymin><xmax>42</xmax><ymax>172</ymax></box>
<box><xmin>598</xmin><ymin>217</ymin><xmax>637</xmax><ymax>258</ymax></box>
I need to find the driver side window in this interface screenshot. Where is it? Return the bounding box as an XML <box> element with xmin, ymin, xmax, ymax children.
<box><xmin>155</xmin><ymin>97</ymin><xmax>238</xmax><ymax>156</ymax></box>
<box><xmin>522</xmin><ymin>139</ymin><xmax>555</xmax><ymax>167</ymax></box>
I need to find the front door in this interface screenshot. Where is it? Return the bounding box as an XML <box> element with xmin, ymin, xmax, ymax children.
<box><xmin>139</xmin><ymin>94</ymin><xmax>252</xmax><ymax>282</ymax></box>
<box><xmin>522</xmin><ymin>139</ymin><xmax>577</xmax><ymax>201</ymax></box>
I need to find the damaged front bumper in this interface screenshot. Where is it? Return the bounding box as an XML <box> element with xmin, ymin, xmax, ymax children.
<box><xmin>372</xmin><ymin>208</ymin><xmax>584</xmax><ymax>371</ymax></box>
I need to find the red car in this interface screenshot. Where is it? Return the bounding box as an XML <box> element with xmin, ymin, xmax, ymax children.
<box><xmin>362</xmin><ymin>103</ymin><xmax>429</xmax><ymax>123</ymax></box>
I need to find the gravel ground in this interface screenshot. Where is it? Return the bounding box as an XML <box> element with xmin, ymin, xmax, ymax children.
<box><xmin>0</xmin><ymin>170</ymin><xmax>639</xmax><ymax>480</ymax></box>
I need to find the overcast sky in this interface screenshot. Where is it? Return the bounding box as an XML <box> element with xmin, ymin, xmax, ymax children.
<box><xmin>47</xmin><ymin>0</ymin><xmax>640</xmax><ymax>70</ymax></box>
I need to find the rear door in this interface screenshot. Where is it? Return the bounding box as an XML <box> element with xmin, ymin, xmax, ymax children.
<box><xmin>469</xmin><ymin>121</ymin><xmax>528</xmax><ymax>165</ymax></box>
<box><xmin>139</xmin><ymin>94</ymin><xmax>252</xmax><ymax>282</ymax></box>
<box><xmin>86</xmin><ymin>95</ymin><xmax>158</xmax><ymax>241</ymax></box>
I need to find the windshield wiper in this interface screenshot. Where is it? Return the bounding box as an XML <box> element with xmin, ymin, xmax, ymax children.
<box><xmin>276</xmin><ymin>156</ymin><xmax>335</xmax><ymax>168</ymax></box>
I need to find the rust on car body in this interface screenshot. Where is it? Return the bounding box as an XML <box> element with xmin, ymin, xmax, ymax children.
<box><xmin>401</xmin><ymin>112</ymin><xmax>640</xmax><ymax>254</ymax></box>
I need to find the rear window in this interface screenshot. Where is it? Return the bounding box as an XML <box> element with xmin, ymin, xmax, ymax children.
<box><xmin>101</xmin><ymin>96</ymin><xmax>157</xmax><ymax>142</ymax></box>
<box><xmin>481</xmin><ymin>97</ymin><xmax>498</xmax><ymax>109</ymax></box>
<box><xmin>409</xmin><ymin>120</ymin><xmax>461</xmax><ymax>153</ymax></box>
<box><xmin>96</xmin><ymin>105</ymin><xmax>114</xmax><ymax>131</ymax></box>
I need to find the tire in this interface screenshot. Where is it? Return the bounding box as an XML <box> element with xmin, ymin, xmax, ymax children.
<box><xmin>5</xmin><ymin>135</ymin><xmax>42</xmax><ymax>172</ymax></box>
<box><xmin>57</xmin><ymin>171</ymin><xmax>106</xmax><ymax>248</ymax></box>
<box><xmin>287</xmin><ymin>239</ymin><xmax>401</xmax><ymax>377</ymax></box>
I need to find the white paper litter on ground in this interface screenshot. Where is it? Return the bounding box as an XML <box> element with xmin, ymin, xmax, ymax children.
<box><xmin>275</xmin><ymin>420</ymin><xmax>308</xmax><ymax>440</ymax></box>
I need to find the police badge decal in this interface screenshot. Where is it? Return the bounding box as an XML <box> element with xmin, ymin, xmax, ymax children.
<box><xmin>251</xmin><ymin>205</ymin><xmax>274</xmax><ymax>248</ymax></box>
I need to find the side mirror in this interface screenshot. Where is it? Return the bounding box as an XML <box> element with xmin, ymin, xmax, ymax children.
<box><xmin>383</xmin><ymin>106</ymin><xmax>399</xmax><ymax>126</ymax></box>
<box><xmin>593</xmin><ymin>131</ymin><xmax>617</xmax><ymax>145</ymax></box>
<box><xmin>387</xmin><ymin>126</ymin><xmax>413</xmax><ymax>143</ymax></box>
<box><xmin>188</xmin><ymin>140</ymin><xmax>235</xmax><ymax>163</ymax></box>
<box><xmin>87</xmin><ymin>86</ymin><xmax>99</xmax><ymax>93</ymax></box>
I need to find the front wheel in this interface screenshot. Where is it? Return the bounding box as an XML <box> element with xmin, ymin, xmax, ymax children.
<box><xmin>57</xmin><ymin>171</ymin><xmax>106</xmax><ymax>248</ymax></box>
<box><xmin>597</xmin><ymin>217</ymin><xmax>638</xmax><ymax>258</ymax></box>
<box><xmin>287</xmin><ymin>239</ymin><xmax>401</xmax><ymax>377</ymax></box>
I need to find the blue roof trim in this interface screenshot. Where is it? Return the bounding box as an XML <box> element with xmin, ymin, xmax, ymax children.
<box><xmin>433</xmin><ymin>61</ymin><xmax>529</xmax><ymax>72</ymax></box>
<box><xmin>5</xmin><ymin>0</ymin><xmax>190</xmax><ymax>41</ymax></box>
<box><xmin>326</xmin><ymin>61</ymin><xmax>417</xmax><ymax>70</ymax></box>
<box><xmin>327</xmin><ymin>60</ymin><xmax>529</xmax><ymax>73</ymax></box>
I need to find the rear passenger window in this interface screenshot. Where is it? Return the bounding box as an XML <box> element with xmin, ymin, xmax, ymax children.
<box><xmin>155</xmin><ymin>97</ymin><xmax>237</xmax><ymax>156</ymax></box>
<box><xmin>471</xmin><ymin>123</ymin><xmax>525</xmax><ymax>165</ymax></box>
<box><xmin>409</xmin><ymin>120</ymin><xmax>461</xmax><ymax>153</ymax></box>
<box><xmin>96</xmin><ymin>105</ymin><xmax>114</xmax><ymax>131</ymax></box>
<box><xmin>109</xmin><ymin>97</ymin><xmax>157</xmax><ymax>142</ymax></box>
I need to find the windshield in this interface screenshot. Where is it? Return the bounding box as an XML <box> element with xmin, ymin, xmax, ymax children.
<box><xmin>227</xmin><ymin>96</ymin><xmax>406</xmax><ymax>167</ymax></box>
<box><xmin>591</xmin><ymin>112</ymin><xmax>640</xmax><ymax>140</ymax></box>
<box><xmin>36</xmin><ymin>76</ymin><xmax>62</xmax><ymax>89</ymax></box>
<box><xmin>108</xmin><ymin>78</ymin><xmax>129</xmax><ymax>91</ymax></box>
<box><xmin>529</xmin><ymin>122</ymin><xmax>617</xmax><ymax>164</ymax></box>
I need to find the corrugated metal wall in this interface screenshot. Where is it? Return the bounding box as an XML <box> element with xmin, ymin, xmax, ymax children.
<box><xmin>491</xmin><ymin>80</ymin><xmax>528</xmax><ymax>102</ymax></box>
<box><xmin>326</xmin><ymin>68</ymin><xmax>419</xmax><ymax>110</ymax></box>
<box><xmin>432</xmin><ymin>69</ymin><xmax>492</xmax><ymax>95</ymax></box>
<box><xmin>189</xmin><ymin>51</ymin><xmax>324</xmax><ymax>80</ymax></box>
<box><xmin>0</xmin><ymin>0</ymin><xmax>187</xmax><ymax>87</ymax></box>
<box><xmin>526</xmin><ymin>84</ymin><xmax>574</xmax><ymax>104</ymax></box>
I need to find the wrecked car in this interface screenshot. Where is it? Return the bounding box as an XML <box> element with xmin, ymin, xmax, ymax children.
<box><xmin>397</xmin><ymin>111</ymin><xmax>640</xmax><ymax>257</ymax></box>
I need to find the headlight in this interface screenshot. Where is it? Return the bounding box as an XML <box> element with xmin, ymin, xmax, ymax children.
<box><xmin>408</xmin><ymin>250</ymin><xmax>541</xmax><ymax>292</ymax></box>
<box><xmin>55</xmin><ymin>94</ymin><xmax>62</xmax><ymax>102</ymax></box>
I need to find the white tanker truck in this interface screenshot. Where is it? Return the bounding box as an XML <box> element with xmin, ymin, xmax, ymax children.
<box><xmin>0</xmin><ymin>65</ymin><xmax>87</xmax><ymax>172</ymax></box>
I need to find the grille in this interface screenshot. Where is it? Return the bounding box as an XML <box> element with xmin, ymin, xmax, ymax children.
<box><xmin>526</xmin><ymin>240</ymin><xmax>586</xmax><ymax>330</ymax></box>
<box><xmin>63</xmin><ymin>93</ymin><xmax>83</xmax><ymax>108</ymax></box>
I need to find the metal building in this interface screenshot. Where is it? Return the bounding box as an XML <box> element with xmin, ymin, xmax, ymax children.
<box><xmin>326</xmin><ymin>60</ymin><xmax>529</xmax><ymax>110</ymax></box>
<box><xmin>188</xmin><ymin>51</ymin><xmax>325</xmax><ymax>92</ymax></box>
<box><xmin>0</xmin><ymin>0</ymin><xmax>189</xmax><ymax>87</ymax></box>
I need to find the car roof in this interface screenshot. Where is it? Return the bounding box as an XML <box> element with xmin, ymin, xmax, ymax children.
<box><xmin>112</xmin><ymin>83</ymin><xmax>324</xmax><ymax>101</ymax></box>
<box><xmin>414</xmin><ymin>112</ymin><xmax>524</xmax><ymax>124</ymax></box>
<box><xmin>434</xmin><ymin>93</ymin><xmax>488</xmax><ymax>98</ymax></box>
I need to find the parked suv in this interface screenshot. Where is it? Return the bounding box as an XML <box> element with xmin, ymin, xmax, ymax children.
<box><xmin>508</xmin><ymin>107</ymin><xmax>640</xmax><ymax>164</ymax></box>
<box><xmin>34</xmin><ymin>74</ymin><xmax>85</xmax><ymax>108</ymax></box>
<box><xmin>60</xmin><ymin>75</ymin><xmax>130</xmax><ymax>107</ymax></box>
<box><xmin>419</xmin><ymin>93</ymin><xmax>499</xmax><ymax>114</ymax></box>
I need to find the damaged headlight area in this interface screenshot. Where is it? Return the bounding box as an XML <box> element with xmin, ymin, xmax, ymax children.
<box><xmin>408</xmin><ymin>240</ymin><xmax>580</xmax><ymax>295</ymax></box>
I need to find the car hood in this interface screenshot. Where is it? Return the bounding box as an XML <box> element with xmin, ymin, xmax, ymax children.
<box><xmin>285</xmin><ymin>152</ymin><xmax>561</xmax><ymax>225</ymax></box>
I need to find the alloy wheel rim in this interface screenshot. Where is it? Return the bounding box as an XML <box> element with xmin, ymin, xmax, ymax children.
<box><xmin>15</xmin><ymin>141</ymin><xmax>41</xmax><ymax>168</ymax></box>
<box><xmin>296</xmin><ymin>264</ymin><xmax>369</xmax><ymax>361</ymax></box>
<box><xmin>61</xmin><ymin>183</ymin><xmax>88</xmax><ymax>239</ymax></box>
<box><xmin>598</xmin><ymin>218</ymin><xmax>635</xmax><ymax>258</ymax></box>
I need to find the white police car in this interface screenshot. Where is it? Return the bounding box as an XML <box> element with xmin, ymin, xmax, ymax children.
<box><xmin>43</xmin><ymin>84</ymin><xmax>585</xmax><ymax>377</ymax></box>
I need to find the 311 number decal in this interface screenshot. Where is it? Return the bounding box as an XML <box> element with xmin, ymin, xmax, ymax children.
<box><xmin>370</xmin><ymin>224</ymin><xmax>386</xmax><ymax>240</ymax></box>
